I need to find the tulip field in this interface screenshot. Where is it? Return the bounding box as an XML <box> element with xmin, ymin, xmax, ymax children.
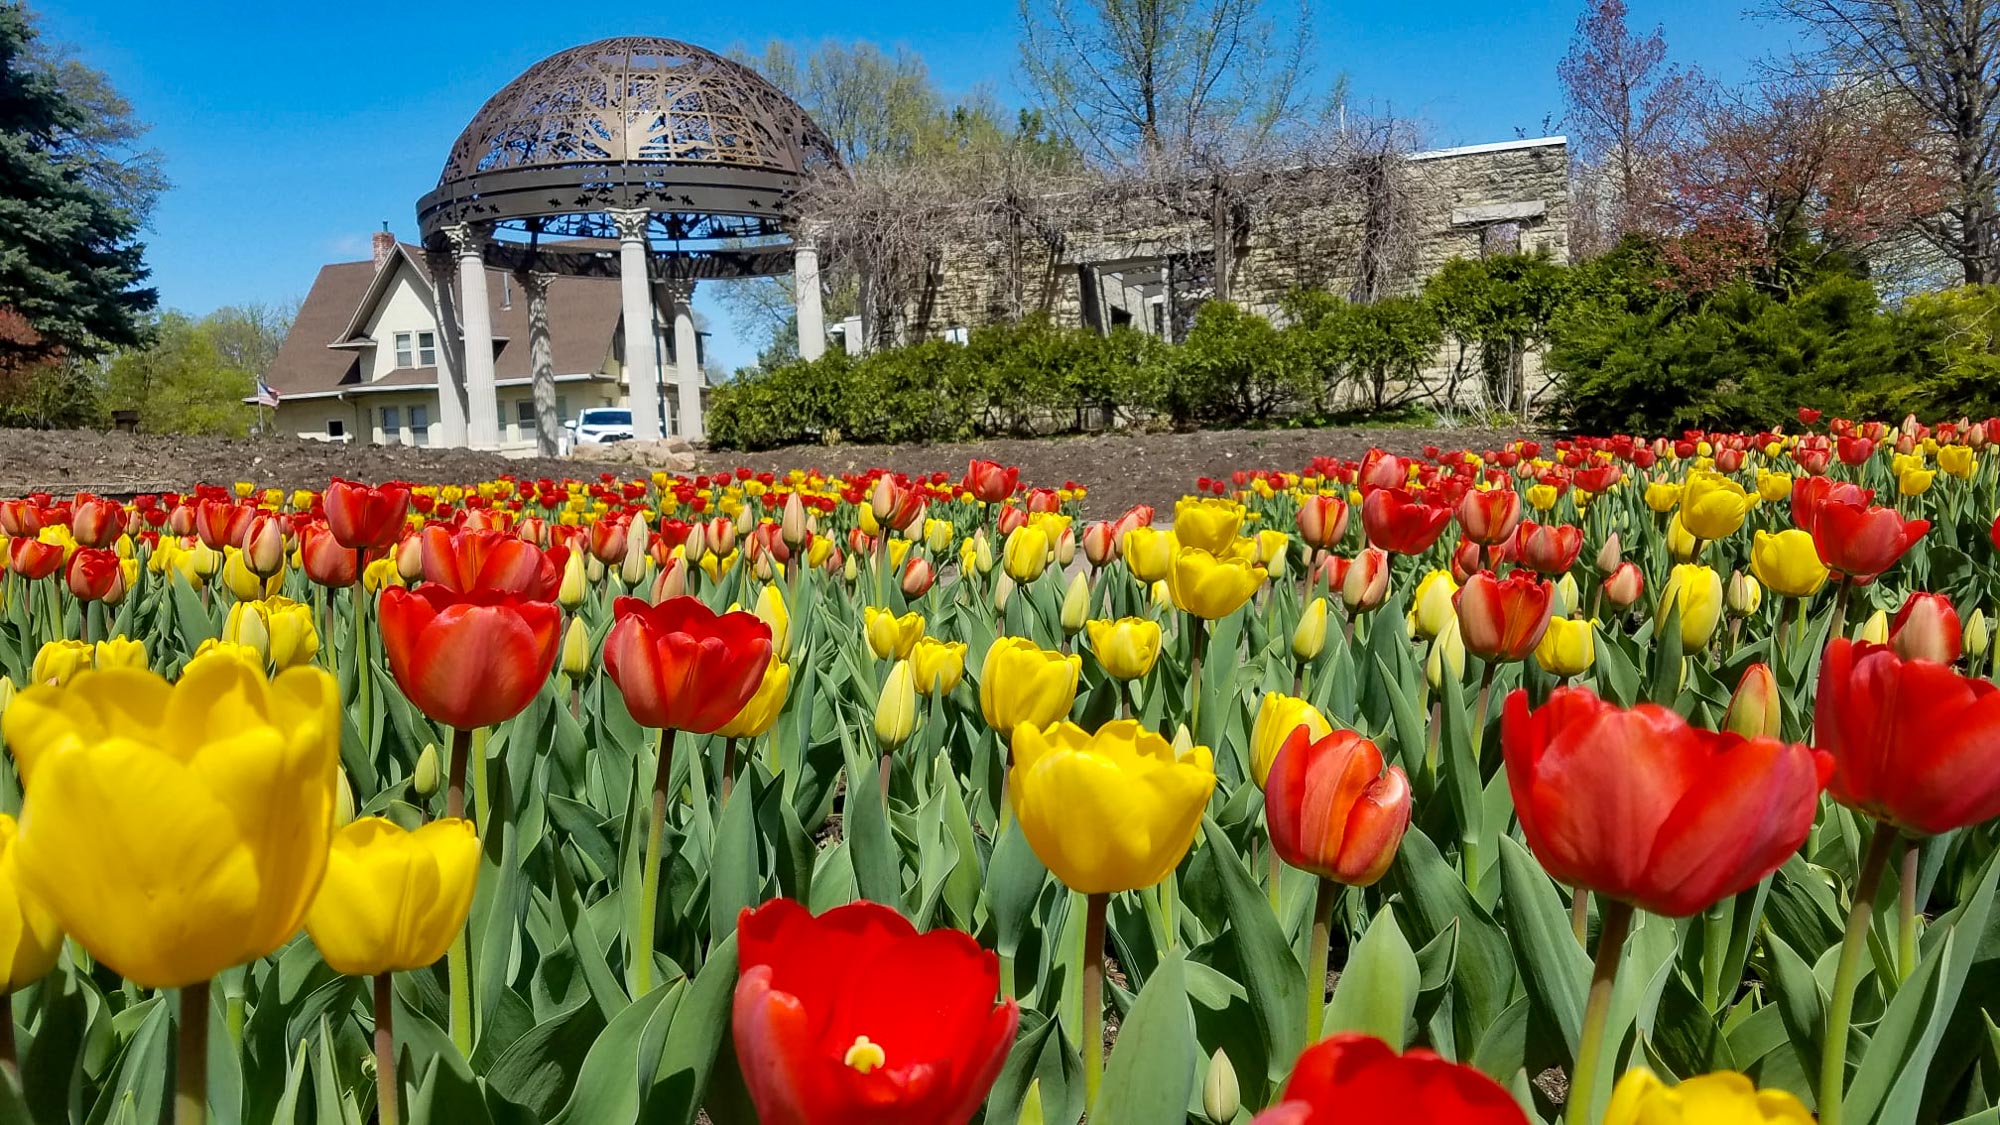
<box><xmin>0</xmin><ymin>416</ymin><xmax>1998</xmax><ymax>1125</ymax></box>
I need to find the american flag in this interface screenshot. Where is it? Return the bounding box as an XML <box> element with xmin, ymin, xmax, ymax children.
<box><xmin>254</xmin><ymin>378</ymin><xmax>282</xmax><ymax>408</ymax></box>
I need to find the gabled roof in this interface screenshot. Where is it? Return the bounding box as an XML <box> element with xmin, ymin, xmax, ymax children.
<box><xmin>265</xmin><ymin>242</ymin><xmax>629</xmax><ymax>396</ymax></box>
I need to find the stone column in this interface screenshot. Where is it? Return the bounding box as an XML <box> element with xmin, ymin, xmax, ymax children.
<box><xmin>424</xmin><ymin>248</ymin><xmax>470</xmax><ymax>447</ymax></box>
<box><xmin>665</xmin><ymin>278</ymin><xmax>703</xmax><ymax>441</ymax></box>
<box><xmin>519</xmin><ymin>269</ymin><xmax>560</xmax><ymax>457</ymax></box>
<box><xmin>612</xmin><ymin>209</ymin><xmax>663</xmax><ymax>442</ymax></box>
<box><xmin>794</xmin><ymin>239</ymin><xmax>826</xmax><ymax>361</ymax></box>
<box><xmin>450</xmin><ymin>223</ymin><xmax>500</xmax><ymax>449</ymax></box>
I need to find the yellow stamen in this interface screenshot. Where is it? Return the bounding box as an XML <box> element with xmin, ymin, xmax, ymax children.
<box><xmin>843</xmin><ymin>1035</ymin><xmax>886</xmax><ymax>1074</ymax></box>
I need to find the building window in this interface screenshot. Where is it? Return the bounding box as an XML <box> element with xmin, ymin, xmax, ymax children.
<box><xmin>557</xmin><ymin>395</ymin><xmax>570</xmax><ymax>423</ymax></box>
<box><xmin>1481</xmin><ymin>222</ymin><xmax>1523</xmax><ymax>257</ymax></box>
<box><xmin>497</xmin><ymin>404</ymin><xmax>509</xmax><ymax>441</ymax></box>
<box><xmin>517</xmin><ymin>398</ymin><xmax>537</xmax><ymax>434</ymax></box>
<box><xmin>416</xmin><ymin>331</ymin><xmax>436</xmax><ymax>367</ymax></box>
<box><xmin>381</xmin><ymin>406</ymin><xmax>400</xmax><ymax>440</ymax></box>
<box><xmin>327</xmin><ymin>419</ymin><xmax>346</xmax><ymax>439</ymax></box>
<box><xmin>393</xmin><ymin>332</ymin><xmax>413</xmax><ymax>368</ymax></box>
<box><xmin>410</xmin><ymin>405</ymin><xmax>429</xmax><ymax>446</ymax></box>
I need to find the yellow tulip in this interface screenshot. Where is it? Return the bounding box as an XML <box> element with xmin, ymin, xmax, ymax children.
<box><xmin>874</xmin><ymin>660</ymin><xmax>918</xmax><ymax>751</ymax></box>
<box><xmin>1003</xmin><ymin>524</ymin><xmax>1050</xmax><ymax>583</ymax></box>
<box><xmin>863</xmin><ymin>606</ymin><xmax>924</xmax><ymax>661</ymax></box>
<box><xmin>716</xmin><ymin>661</ymin><xmax>791</xmax><ymax>739</ymax></box>
<box><xmin>30</xmin><ymin>639</ymin><xmax>94</xmax><ymax>686</ymax></box>
<box><xmin>1939</xmin><ymin>444</ymin><xmax>1977</xmax><ymax>479</ymax></box>
<box><xmin>925</xmin><ymin>518</ymin><xmax>955</xmax><ymax>554</ymax></box>
<box><xmin>4</xmin><ymin>661</ymin><xmax>339</xmax><ymax>987</ymax></box>
<box><xmin>1756</xmin><ymin>470</ymin><xmax>1793</xmax><ymax>503</ymax></box>
<box><xmin>560</xmin><ymin>615</ymin><xmax>592</xmax><ymax>679</ymax></box>
<box><xmin>1526</xmin><ymin>483</ymin><xmax>1558</xmax><ymax>512</ymax></box>
<box><xmin>1173</xmin><ymin>497</ymin><xmax>1244</xmax><ymax>554</ymax></box>
<box><xmin>1861</xmin><ymin>608</ymin><xmax>1889</xmax><ymax>644</ymax></box>
<box><xmin>1407</xmin><ymin>569</ymin><xmax>1459</xmax><ymax>640</ymax></box>
<box><xmin>1750</xmin><ymin>529</ymin><xmax>1828</xmax><ymax>599</ymax></box>
<box><xmin>1644</xmin><ymin>481</ymin><xmax>1683</xmax><ymax>513</ymax></box>
<box><xmin>910</xmin><ymin>638</ymin><xmax>967</xmax><ymax>696</ymax></box>
<box><xmin>1249</xmin><ymin>692</ymin><xmax>1332</xmax><ymax>788</ymax></box>
<box><xmin>221</xmin><ymin>545</ymin><xmax>282</xmax><ymax>600</ymax></box>
<box><xmin>188</xmin><ymin>638</ymin><xmax>268</xmax><ymax>675</ymax></box>
<box><xmin>1534</xmin><ymin>617</ymin><xmax>1596</xmax><ymax>677</ymax></box>
<box><xmin>1681</xmin><ymin>471</ymin><xmax>1755</xmax><ymax>540</ymax></box>
<box><xmin>91</xmin><ymin>635</ymin><xmax>147</xmax><ymax>673</ymax></box>
<box><xmin>1427</xmin><ymin>620</ymin><xmax>1465</xmax><ymax>690</ymax></box>
<box><xmin>1666</xmin><ymin>514</ymin><xmax>1700</xmax><ymax>563</ymax></box>
<box><xmin>557</xmin><ymin>548</ymin><xmax>587</xmax><ymax>609</ymax></box>
<box><xmin>978</xmin><ymin>637</ymin><xmax>1080</xmax><ymax>734</ymax></box>
<box><xmin>1898</xmin><ymin>465</ymin><xmax>1936</xmax><ymax>496</ymax></box>
<box><xmin>258</xmin><ymin>597</ymin><xmax>322</xmax><ymax>670</ymax></box>
<box><xmin>1059</xmin><ymin>571</ymin><xmax>1090</xmax><ymax>636</ymax></box>
<box><xmin>756</xmin><ymin>584</ymin><xmax>791</xmax><ymax>663</ymax></box>
<box><xmin>1726</xmin><ymin>570</ymin><xmax>1763</xmax><ymax>616</ymax></box>
<box><xmin>1166</xmin><ymin>547</ymin><xmax>1266</xmax><ymax>621</ymax></box>
<box><xmin>972</xmin><ymin>531</ymin><xmax>995</xmax><ymax>575</ymax></box>
<box><xmin>362</xmin><ymin>557</ymin><xmax>403</xmax><ymax>592</ymax></box>
<box><xmin>0</xmin><ymin>814</ymin><xmax>60</xmax><ymax>992</ymax></box>
<box><xmin>1292</xmin><ymin>598</ymin><xmax>1329</xmax><ymax>662</ymax></box>
<box><xmin>1121</xmin><ymin>527</ymin><xmax>1178</xmax><ymax>584</ymax></box>
<box><xmin>306</xmin><ymin>817</ymin><xmax>479</xmax><ymax>976</ymax></box>
<box><xmin>1605</xmin><ymin>1068</ymin><xmax>1812</xmax><ymax>1125</ymax></box>
<box><xmin>1086</xmin><ymin>617</ymin><xmax>1163</xmax><ymax>681</ymax></box>
<box><xmin>1661</xmin><ymin>564</ymin><xmax>1723</xmax><ymax>649</ymax></box>
<box><xmin>1009</xmin><ymin>719</ymin><xmax>1215</xmax><ymax>894</ymax></box>
<box><xmin>1255</xmin><ymin>529</ymin><xmax>1290</xmax><ymax>576</ymax></box>
<box><xmin>1967</xmin><ymin>608</ymin><xmax>1990</xmax><ymax>660</ymax></box>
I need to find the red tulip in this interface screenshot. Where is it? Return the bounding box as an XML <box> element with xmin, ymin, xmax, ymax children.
<box><xmin>1502</xmin><ymin>686</ymin><xmax>1830</xmax><ymax>916</ymax></box>
<box><xmin>1360</xmin><ymin>487</ymin><xmax>1451</xmax><ymax>555</ymax></box>
<box><xmin>8</xmin><ymin>537</ymin><xmax>62</xmax><ymax>580</ymax></box>
<box><xmin>1837</xmin><ymin>435</ymin><xmax>1876</xmax><ymax>465</ymax></box>
<box><xmin>1990</xmin><ymin>509</ymin><xmax>2000</xmax><ymax>555</ymax></box>
<box><xmin>587</xmin><ymin>516</ymin><xmax>631</xmax><ymax>565</ymax></box>
<box><xmin>1812</xmin><ymin>500</ymin><xmax>1929</xmax><ymax>584</ymax></box>
<box><xmin>965</xmin><ymin>459</ymin><xmax>1019</xmax><ymax>504</ymax></box>
<box><xmin>0</xmin><ymin>500</ymin><xmax>44</xmax><ymax>538</ymax></box>
<box><xmin>1080</xmin><ymin>521</ymin><xmax>1119</xmax><ymax>567</ymax></box>
<box><xmin>1340</xmin><ymin>547</ymin><xmax>1390</xmax><ymax>613</ymax></box>
<box><xmin>603</xmin><ymin>596</ymin><xmax>772</xmax><ymax>733</ymax></box>
<box><xmin>1296</xmin><ymin>494</ymin><xmax>1351</xmax><ymax>550</ymax></box>
<box><xmin>1816</xmin><ymin>639</ymin><xmax>2000</xmax><ymax>834</ymax></box>
<box><xmin>732</xmin><ymin>898</ymin><xmax>1018</xmax><ymax>1125</ymax></box>
<box><xmin>1600</xmin><ymin>561</ymin><xmax>1645</xmax><ymax>610</ymax></box>
<box><xmin>69</xmin><ymin>497</ymin><xmax>125</xmax><ymax>548</ymax></box>
<box><xmin>900</xmin><ymin>556</ymin><xmax>935</xmax><ymax>598</ymax></box>
<box><xmin>1790</xmin><ymin>477</ymin><xmax>1871</xmax><ymax>537</ymax></box>
<box><xmin>420</xmin><ymin>526</ymin><xmax>562</xmax><ymax>599</ymax></box>
<box><xmin>241</xmin><ymin>514</ymin><xmax>287</xmax><ymax>577</ymax></box>
<box><xmin>1514</xmin><ymin>521</ymin><xmax>1583</xmax><ymax>576</ymax></box>
<box><xmin>995</xmin><ymin>505</ymin><xmax>1027</xmax><ymax>537</ymax></box>
<box><xmin>64</xmin><ymin>547</ymin><xmax>122</xmax><ymax>602</ymax></box>
<box><xmin>1358</xmin><ymin>450</ymin><xmax>1408</xmax><ymax>493</ymax></box>
<box><xmin>324</xmin><ymin>480</ymin><xmax>410</xmax><ymax>549</ymax></box>
<box><xmin>1251</xmin><ymin>1034</ymin><xmax>1526</xmax><ymax>1125</ymax></box>
<box><xmin>1026</xmin><ymin>487</ymin><xmax>1062</xmax><ymax>514</ymax></box>
<box><xmin>1891</xmin><ymin>592</ymin><xmax>1961</xmax><ymax>664</ymax></box>
<box><xmin>1266</xmin><ymin>728</ymin><xmax>1411</xmax><ymax>886</ymax></box>
<box><xmin>1798</xmin><ymin>406</ymin><xmax>1823</xmax><ymax>425</ymax></box>
<box><xmin>1313</xmin><ymin>553</ymin><xmax>1350</xmax><ymax>593</ymax></box>
<box><xmin>378</xmin><ymin>584</ymin><xmax>562</xmax><ymax>730</ymax></box>
<box><xmin>1455</xmin><ymin>488</ymin><xmax>1522</xmax><ymax>547</ymax></box>
<box><xmin>194</xmin><ymin>498</ymin><xmax>255</xmax><ymax>551</ymax></box>
<box><xmin>300</xmin><ymin>525</ymin><xmax>361</xmax><ymax>588</ymax></box>
<box><xmin>1454</xmin><ymin>571</ymin><xmax>1551</xmax><ymax>661</ymax></box>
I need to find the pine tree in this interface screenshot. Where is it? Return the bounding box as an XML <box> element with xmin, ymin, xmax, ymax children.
<box><xmin>0</xmin><ymin>1</ymin><xmax>155</xmax><ymax>365</ymax></box>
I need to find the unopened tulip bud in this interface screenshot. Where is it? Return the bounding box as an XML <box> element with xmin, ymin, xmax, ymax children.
<box><xmin>732</xmin><ymin>504</ymin><xmax>756</xmax><ymax>537</ymax></box>
<box><xmin>1550</xmin><ymin>572</ymin><xmax>1580</xmax><ymax>619</ymax></box>
<box><xmin>751</xmin><ymin>551</ymin><xmax>776</xmax><ymax>583</ymax></box>
<box><xmin>1060</xmin><ymin>571</ymin><xmax>1090</xmax><ymax>635</ymax></box>
<box><xmin>1891</xmin><ymin>591</ymin><xmax>1961</xmax><ymax>663</ymax></box>
<box><xmin>561</xmin><ymin>615</ymin><xmax>591</xmax><ymax>678</ymax></box>
<box><xmin>874</xmin><ymin>660</ymin><xmax>918</xmax><ymax>751</ymax></box>
<box><xmin>413</xmin><ymin>743</ymin><xmax>441</xmax><ymax>797</ymax></box>
<box><xmin>1860</xmin><ymin>608</ymin><xmax>1889</xmax><ymax>644</ymax></box>
<box><xmin>780</xmin><ymin>492</ymin><xmax>808</xmax><ymax>549</ymax></box>
<box><xmin>1341</xmin><ymin>547</ymin><xmax>1389</xmax><ymax>613</ymax></box>
<box><xmin>1966</xmin><ymin>608</ymin><xmax>1989</xmax><ymax>659</ymax></box>
<box><xmin>1594</xmin><ymin>532</ymin><xmax>1622</xmax><ymax>574</ymax></box>
<box><xmin>0</xmin><ymin>676</ymin><xmax>13</xmax><ymax>718</ymax></box>
<box><xmin>649</xmin><ymin>557</ymin><xmax>685</xmax><ymax>602</ymax></box>
<box><xmin>1293</xmin><ymin>597</ymin><xmax>1329</xmax><ymax>661</ymax></box>
<box><xmin>395</xmin><ymin>534</ymin><xmax>424</xmax><ymax>582</ymax></box>
<box><xmin>1723</xmin><ymin>663</ymin><xmax>1782</xmax><ymax>739</ymax></box>
<box><xmin>870</xmin><ymin>476</ymin><xmax>898</xmax><ymax>523</ymax></box>
<box><xmin>994</xmin><ymin>573</ymin><xmax>1016</xmax><ymax>612</ymax></box>
<box><xmin>842</xmin><ymin>553</ymin><xmax>859</xmax><ymax>584</ymax></box>
<box><xmin>1150</xmin><ymin>579</ymin><xmax>1172</xmax><ymax>611</ymax></box>
<box><xmin>1054</xmin><ymin>527</ymin><xmax>1076</xmax><ymax>568</ymax></box>
<box><xmin>1426</xmin><ymin>620</ymin><xmax>1465</xmax><ymax>690</ymax></box>
<box><xmin>1020</xmin><ymin>1080</ymin><xmax>1045</xmax><ymax>1125</ymax></box>
<box><xmin>1726</xmin><ymin>570</ymin><xmax>1762</xmax><ymax>616</ymax></box>
<box><xmin>586</xmin><ymin>555</ymin><xmax>606</xmax><ymax>584</ymax></box>
<box><xmin>1203</xmin><ymin>1049</ymin><xmax>1241</xmax><ymax>1124</ymax></box>
<box><xmin>243</xmin><ymin>516</ymin><xmax>285</xmax><ymax>577</ymax></box>
<box><xmin>1601</xmin><ymin>561</ymin><xmax>1645</xmax><ymax>610</ymax></box>
<box><xmin>557</xmin><ymin>548</ymin><xmax>587</xmax><ymax>608</ymax></box>
<box><xmin>334</xmin><ymin>768</ymin><xmax>356</xmax><ymax>828</ymax></box>
<box><xmin>223</xmin><ymin>600</ymin><xmax>272</xmax><ymax>662</ymax></box>
<box><xmin>1408</xmin><ymin>569</ymin><xmax>1458</xmax><ymax>640</ymax></box>
<box><xmin>755</xmin><ymin>584</ymin><xmax>791</xmax><ymax>662</ymax></box>
<box><xmin>1171</xmin><ymin>724</ymin><xmax>1194</xmax><ymax>755</ymax></box>
<box><xmin>901</xmin><ymin>556</ymin><xmax>936</xmax><ymax>598</ymax></box>
<box><xmin>1081</xmin><ymin>521</ymin><xmax>1118</xmax><ymax>568</ymax></box>
<box><xmin>682</xmin><ymin>520</ymin><xmax>708</xmax><ymax>563</ymax></box>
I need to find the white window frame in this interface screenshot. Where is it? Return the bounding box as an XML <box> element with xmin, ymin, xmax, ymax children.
<box><xmin>393</xmin><ymin>332</ymin><xmax>414</xmax><ymax>368</ymax></box>
<box><xmin>416</xmin><ymin>331</ymin><xmax>437</xmax><ymax>367</ymax></box>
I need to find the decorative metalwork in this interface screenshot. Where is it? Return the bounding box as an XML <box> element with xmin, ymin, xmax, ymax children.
<box><xmin>417</xmin><ymin>36</ymin><xmax>844</xmax><ymax>276</ymax></box>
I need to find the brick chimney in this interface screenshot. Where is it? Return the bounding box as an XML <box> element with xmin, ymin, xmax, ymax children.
<box><xmin>371</xmin><ymin>225</ymin><xmax>395</xmax><ymax>267</ymax></box>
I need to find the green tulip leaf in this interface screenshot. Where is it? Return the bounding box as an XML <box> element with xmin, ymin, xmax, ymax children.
<box><xmin>1325</xmin><ymin>904</ymin><xmax>1421</xmax><ymax>1050</ymax></box>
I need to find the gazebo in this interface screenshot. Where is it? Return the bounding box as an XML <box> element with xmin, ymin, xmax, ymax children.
<box><xmin>416</xmin><ymin>37</ymin><xmax>842</xmax><ymax>451</ymax></box>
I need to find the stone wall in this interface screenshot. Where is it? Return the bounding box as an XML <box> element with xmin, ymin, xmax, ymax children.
<box><xmin>897</xmin><ymin>136</ymin><xmax>1570</xmax><ymax>412</ymax></box>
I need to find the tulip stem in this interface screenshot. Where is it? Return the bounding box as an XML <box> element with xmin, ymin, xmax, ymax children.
<box><xmin>0</xmin><ymin>992</ymin><xmax>15</xmax><ymax>1084</ymax></box>
<box><xmin>1821</xmin><ymin>824</ymin><xmax>1898</xmax><ymax>1125</ymax></box>
<box><xmin>445</xmin><ymin>727</ymin><xmax>470</xmax><ymax>820</ymax></box>
<box><xmin>1830</xmin><ymin>579</ymin><xmax>1853</xmax><ymax>643</ymax></box>
<box><xmin>635</xmin><ymin>728</ymin><xmax>672</xmax><ymax>996</ymax></box>
<box><xmin>1898</xmin><ymin>838</ymin><xmax>1921</xmax><ymax>984</ymax></box>
<box><xmin>1081</xmin><ymin>891</ymin><xmax>1109</xmax><ymax>1113</ymax></box>
<box><xmin>1570</xmin><ymin>888</ymin><xmax>1589</xmax><ymax>946</ymax></box>
<box><xmin>353</xmin><ymin>576</ymin><xmax>372</xmax><ymax>753</ymax></box>
<box><xmin>447</xmin><ymin>928</ymin><xmax>472</xmax><ymax>1058</ymax></box>
<box><xmin>1305</xmin><ymin>875</ymin><xmax>1338</xmax><ymax>1044</ymax></box>
<box><xmin>1567</xmin><ymin>899</ymin><xmax>1633</xmax><ymax>1125</ymax></box>
<box><xmin>176</xmin><ymin>979</ymin><xmax>209</xmax><ymax>1125</ymax></box>
<box><xmin>1187</xmin><ymin>617</ymin><xmax>1208</xmax><ymax>740</ymax></box>
<box><xmin>374</xmin><ymin>974</ymin><xmax>399</xmax><ymax>1125</ymax></box>
<box><xmin>721</xmin><ymin>737</ymin><xmax>738</xmax><ymax>801</ymax></box>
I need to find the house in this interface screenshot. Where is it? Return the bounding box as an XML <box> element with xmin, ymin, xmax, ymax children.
<box><xmin>259</xmin><ymin>230</ymin><xmax>705</xmax><ymax>450</ymax></box>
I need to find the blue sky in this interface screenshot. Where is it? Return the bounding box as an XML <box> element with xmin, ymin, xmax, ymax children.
<box><xmin>35</xmin><ymin>0</ymin><xmax>1789</xmax><ymax>371</ymax></box>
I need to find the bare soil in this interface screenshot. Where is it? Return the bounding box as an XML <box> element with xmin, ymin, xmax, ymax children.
<box><xmin>0</xmin><ymin>424</ymin><xmax>1526</xmax><ymax>516</ymax></box>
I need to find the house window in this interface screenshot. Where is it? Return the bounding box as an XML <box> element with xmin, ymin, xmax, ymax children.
<box><xmin>416</xmin><ymin>331</ymin><xmax>437</xmax><ymax>366</ymax></box>
<box><xmin>497</xmin><ymin>404</ymin><xmax>510</xmax><ymax>441</ymax></box>
<box><xmin>1481</xmin><ymin>222</ymin><xmax>1523</xmax><ymax>257</ymax></box>
<box><xmin>327</xmin><ymin>419</ymin><xmax>346</xmax><ymax>439</ymax></box>
<box><xmin>393</xmin><ymin>332</ymin><xmax>414</xmax><ymax>368</ymax></box>
<box><xmin>557</xmin><ymin>395</ymin><xmax>570</xmax><ymax>423</ymax></box>
<box><xmin>381</xmin><ymin>406</ymin><xmax>400</xmax><ymax>440</ymax></box>
<box><xmin>410</xmin><ymin>405</ymin><xmax>429</xmax><ymax>446</ymax></box>
<box><xmin>517</xmin><ymin>399</ymin><xmax>537</xmax><ymax>435</ymax></box>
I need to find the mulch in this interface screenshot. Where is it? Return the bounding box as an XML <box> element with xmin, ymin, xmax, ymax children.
<box><xmin>0</xmin><ymin>424</ymin><xmax>1528</xmax><ymax>518</ymax></box>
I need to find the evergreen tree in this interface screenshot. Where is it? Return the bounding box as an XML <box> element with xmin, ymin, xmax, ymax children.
<box><xmin>0</xmin><ymin>2</ymin><xmax>155</xmax><ymax>366</ymax></box>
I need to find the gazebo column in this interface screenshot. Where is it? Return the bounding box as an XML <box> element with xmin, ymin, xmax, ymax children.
<box><xmin>520</xmin><ymin>269</ymin><xmax>559</xmax><ymax>457</ymax></box>
<box><xmin>666</xmin><ymin>278</ymin><xmax>703</xmax><ymax>441</ymax></box>
<box><xmin>451</xmin><ymin>222</ymin><xmax>500</xmax><ymax>449</ymax></box>
<box><xmin>613</xmin><ymin>208</ymin><xmax>663</xmax><ymax>442</ymax></box>
<box><xmin>794</xmin><ymin>238</ymin><xmax>826</xmax><ymax>361</ymax></box>
<box><xmin>425</xmin><ymin>248</ymin><xmax>470</xmax><ymax>447</ymax></box>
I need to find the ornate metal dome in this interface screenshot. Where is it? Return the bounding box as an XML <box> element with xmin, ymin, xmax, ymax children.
<box><xmin>417</xmin><ymin>37</ymin><xmax>842</xmax><ymax>273</ymax></box>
